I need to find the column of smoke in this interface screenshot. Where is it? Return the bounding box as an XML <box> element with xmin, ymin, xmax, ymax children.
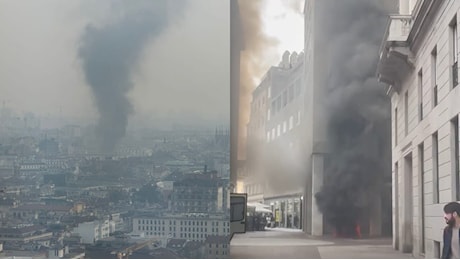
<box><xmin>79</xmin><ymin>0</ymin><xmax>186</xmax><ymax>153</ymax></box>
<box><xmin>237</xmin><ymin>0</ymin><xmax>278</xmax><ymax>160</ymax></box>
<box><xmin>314</xmin><ymin>0</ymin><xmax>395</xmax><ymax>236</ymax></box>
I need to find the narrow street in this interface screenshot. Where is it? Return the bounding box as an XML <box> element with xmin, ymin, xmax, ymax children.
<box><xmin>230</xmin><ymin>228</ymin><xmax>413</xmax><ymax>259</ymax></box>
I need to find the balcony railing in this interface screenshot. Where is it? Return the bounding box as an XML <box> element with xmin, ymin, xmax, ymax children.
<box><xmin>379</xmin><ymin>14</ymin><xmax>412</xmax><ymax>52</ymax></box>
<box><xmin>388</xmin><ymin>15</ymin><xmax>412</xmax><ymax>42</ymax></box>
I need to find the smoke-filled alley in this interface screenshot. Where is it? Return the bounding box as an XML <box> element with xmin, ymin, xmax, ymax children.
<box><xmin>235</xmin><ymin>0</ymin><xmax>396</xmax><ymax>239</ymax></box>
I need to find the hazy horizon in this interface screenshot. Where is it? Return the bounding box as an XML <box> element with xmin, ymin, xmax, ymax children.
<box><xmin>0</xmin><ymin>0</ymin><xmax>230</xmax><ymax>133</ymax></box>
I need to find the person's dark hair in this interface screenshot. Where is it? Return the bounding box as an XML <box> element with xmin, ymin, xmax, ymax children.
<box><xmin>444</xmin><ymin>202</ymin><xmax>460</xmax><ymax>215</ymax></box>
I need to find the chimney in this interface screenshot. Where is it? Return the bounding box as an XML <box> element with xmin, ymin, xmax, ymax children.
<box><xmin>282</xmin><ymin>51</ymin><xmax>291</xmax><ymax>69</ymax></box>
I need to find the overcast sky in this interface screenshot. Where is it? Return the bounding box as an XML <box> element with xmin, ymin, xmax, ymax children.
<box><xmin>0</xmin><ymin>0</ymin><xmax>229</xmax><ymax>129</ymax></box>
<box><xmin>263</xmin><ymin>0</ymin><xmax>304</xmax><ymax>67</ymax></box>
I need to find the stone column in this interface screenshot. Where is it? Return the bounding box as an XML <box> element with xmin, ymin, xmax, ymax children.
<box><xmin>369</xmin><ymin>192</ymin><xmax>382</xmax><ymax>237</ymax></box>
<box><xmin>399</xmin><ymin>0</ymin><xmax>409</xmax><ymax>15</ymax></box>
<box><xmin>311</xmin><ymin>154</ymin><xmax>324</xmax><ymax>236</ymax></box>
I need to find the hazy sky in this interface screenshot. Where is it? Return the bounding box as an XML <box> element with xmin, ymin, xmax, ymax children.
<box><xmin>263</xmin><ymin>0</ymin><xmax>304</xmax><ymax>64</ymax></box>
<box><xmin>0</xmin><ymin>0</ymin><xmax>229</xmax><ymax>128</ymax></box>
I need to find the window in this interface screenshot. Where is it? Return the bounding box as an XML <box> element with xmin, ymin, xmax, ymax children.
<box><xmin>450</xmin><ymin>16</ymin><xmax>458</xmax><ymax>88</ymax></box>
<box><xmin>267</xmin><ymin>109</ymin><xmax>271</xmax><ymax>121</ymax></box>
<box><xmin>404</xmin><ymin>91</ymin><xmax>409</xmax><ymax>136</ymax></box>
<box><xmin>418</xmin><ymin>142</ymin><xmax>425</xmax><ymax>254</ymax></box>
<box><xmin>282</xmin><ymin>90</ymin><xmax>287</xmax><ymax>107</ymax></box>
<box><xmin>277</xmin><ymin>124</ymin><xmax>280</xmax><ymax>137</ymax></box>
<box><xmin>289</xmin><ymin>116</ymin><xmax>294</xmax><ymax>130</ymax></box>
<box><xmin>418</xmin><ymin>69</ymin><xmax>423</xmax><ymax>121</ymax></box>
<box><xmin>432</xmin><ymin>47</ymin><xmax>438</xmax><ymax>106</ymax></box>
<box><xmin>433</xmin><ymin>132</ymin><xmax>439</xmax><ymax>203</ymax></box>
<box><xmin>297</xmin><ymin>111</ymin><xmax>301</xmax><ymax>125</ymax></box>
<box><xmin>267</xmin><ymin>132</ymin><xmax>270</xmax><ymax>142</ymax></box>
<box><xmin>452</xmin><ymin>116</ymin><xmax>460</xmax><ymax>200</ymax></box>
<box><xmin>283</xmin><ymin>121</ymin><xmax>287</xmax><ymax>133</ymax></box>
<box><xmin>395</xmin><ymin>107</ymin><xmax>398</xmax><ymax>146</ymax></box>
<box><xmin>295</xmin><ymin>79</ymin><xmax>301</xmax><ymax>96</ymax></box>
<box><xmin>268</xmin><ymin>87</ymin><xmax>271</xmax><ymax>98</ymax></box>
<box><xmin>276</xmin><ymin>96</ymin><xmax>281</xmax><ymax>111</ymax></box>
<box><xmin>272</xmin><ymin>128</ymin><xmax>275</xmax><ymax>139</ymax></box>
<box><xmin>434</xmin><ymin>241</ymin><xmax>441</xmax><ymax>258</ymax></box>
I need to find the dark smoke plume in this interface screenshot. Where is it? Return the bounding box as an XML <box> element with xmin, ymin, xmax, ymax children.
<box><xmin>79</xmin><ymin>0</ymin><xmax>186</xmax><ymax>153</ymax></box>
<box><xmin>314</xmin><ymin>0</ymin><xmax>395</xmax><ymax>234</ymax></box>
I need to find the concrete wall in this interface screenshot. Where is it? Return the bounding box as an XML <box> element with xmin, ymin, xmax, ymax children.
<box><xmin>391</xmin><ymin>0</ymin><xmax>460</xmax><ymax>257</ymax></box>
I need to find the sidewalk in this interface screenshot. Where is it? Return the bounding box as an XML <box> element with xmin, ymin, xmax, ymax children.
<box><xmin>230</xmin><ymin>229</ymin><xmax>413</xmax><ymax>259</ymax></box>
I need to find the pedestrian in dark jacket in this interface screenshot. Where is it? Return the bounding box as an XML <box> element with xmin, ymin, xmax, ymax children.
<box><xmin>442</xmin><ymin>202</ymin><xmax>460</xmax><ymax>258</ymax></box>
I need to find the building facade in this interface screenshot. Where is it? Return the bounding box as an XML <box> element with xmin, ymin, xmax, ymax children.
<box><xmin>243</xmin><ymin>52</ymin><xmax>306</xmax><ymax>229</ymax></box>
<box><xmin>230</xmin><ymin>0</ymin><xmax>244</xmax><ymax>192</ymax></box>
<box><xmin>169</xmin><ymin>172</ymin><xmax>227</xmax><ymax>214</ymax></box>
<box><xmin>204</xmin><ymin>235</ymin><xmax>229</xmax><ymax>259</ymax></box>
<box><xmin>73</xmin><ymin>220</ymin><xmax>112</xmax><ymax>244</ymax></box>
<box><xmin>377</xmin><ymin>0</ymin><xmax>460</xmax><ymax>257</ymax></box>
<box><xmin>245</xmin><ymin>68</ymin><xmax>270</xmax><ymax>204</ymax></box>
<box><xmin>132</xmin><ymin>214</ymin><xmax>229</xmax><ymax>242</ymax></box>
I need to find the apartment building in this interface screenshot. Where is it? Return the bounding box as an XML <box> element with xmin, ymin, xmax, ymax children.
<box><xmin>245</xmin><ymin>68</ymin><xmax>270</xmax><ymax>204</ymax></box>
<box><xmin>377</xmin><ymin>0</ymin><xmax>460</xmax><ymax>257</ymax></box>
<box><xmin>132</xmin><ymin>214</ymin><xmax>229</xmax><ymax>242</ymax></box>
<box><xmin>204</xmin><ymin>235</ymin><xmax>230</xmax><ymax>259</ymax></box>
<box><xmin>263</xmin><ymin>52</ymin><xmax>305</xmax><ymax>229</ymax></box>
<box><xmin>73</xmin><ymin>219</ymin><xmax>112</xmax><ymax>244</ymax></box>
<box><xmin>243</xmin><ymin>51</ymin><xmax>305</xmax><ymax>229</ymax></box>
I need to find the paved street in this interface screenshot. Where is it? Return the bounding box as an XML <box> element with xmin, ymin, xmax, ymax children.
<box><xmin>230</xmin><ymin>228</ymin><xmax>413</xmax><ymax>259</ymax></box>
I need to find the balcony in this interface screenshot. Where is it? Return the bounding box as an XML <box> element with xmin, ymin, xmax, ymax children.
<box><xmin>386</xmin><ymin>15</ymin><xmax>412</xmax><ymax>42</ymax></box>
<box><xmin>377</xmin><ymin>15</ymin><xmax>414</xmax><ymax>92</ymax></box>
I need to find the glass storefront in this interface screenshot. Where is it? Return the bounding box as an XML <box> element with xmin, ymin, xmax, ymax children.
<box><xmin>267</xmin><ymin>195</ymin><xmax>302</xmax><ymax>229</ymax></box>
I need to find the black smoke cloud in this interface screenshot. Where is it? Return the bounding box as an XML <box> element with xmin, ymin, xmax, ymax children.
<box><xmin>79</xmin><ymin>0</ymin><xmax>186</xmax><ymax>153</ymax></box>
<box><xmin>314</xmin><ymin>0</ymin><xmax>395</xmax><ymax>233</ymax></box>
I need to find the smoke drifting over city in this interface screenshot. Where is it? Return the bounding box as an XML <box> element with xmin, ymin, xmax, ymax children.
<box><xmin>79</xmin><ymin>0</ymin><xmax>186</xmax><ymax>153</ymax></box>
<box><xmin>314</xmin><ymin>0</ymin><xmax>395</xmax><ymax>232</ymax></box>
